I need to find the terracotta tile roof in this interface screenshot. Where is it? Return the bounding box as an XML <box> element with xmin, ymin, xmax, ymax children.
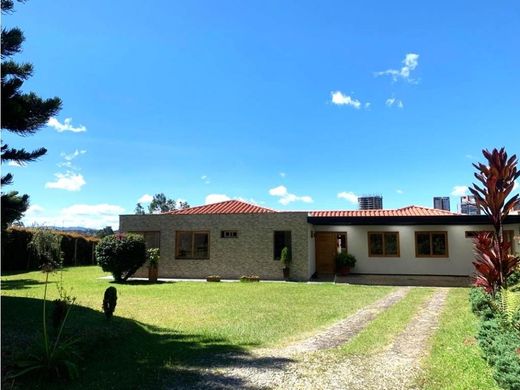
<box><xmin>165</xmin><ymin>200</ymin><xmax>276</xmax><ymax>215</ymax></box>
<box><xmin>309</xmin><ymin>205</ymin><xmax>460</xmax><ymax>218</ymax></box>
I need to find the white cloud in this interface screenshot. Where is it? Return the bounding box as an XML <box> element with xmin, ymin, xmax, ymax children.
<box><xmin>201</xmin><ymin>175</ymin><xmax>211</xmax><ymax>184</ymax></box>
<box><xmin>45</xmin><ymin>172</ymin><xmax>86</xmax><ymax>191</ymax></box>
<box><xmin>385</xmin><ymin>97</ymin><xmax>404</xmax><ymax>108</ymax></box>
<box><xmin>138</xmin><ymin>194</ymin><xmax>153</xmax><ymax>203</ymax></box>
<box><xmin>331</xmin><ymin>91</ymin><xmax>362</xmax><ymax>109</ymax></box>
<box><xmin>375</xmin><ymin>53</ymin><xmax>420</xmax><ymax>83</ymax></box>
<box><xmin>514</xmin><ymin>181</ymin><xmax>519</xmax><ymax>191</ymax></box>
<box><xmin>47</xmin><ymin>117</ymin><xmax>87</xmax><ymax>133</ymax></box>
<box><xmin>451</xmin><ymin>185</ymin><xmax>469</xmax><ymax>196</ymax></box>
<box><xmin>396</xmin><ymin>189</ymin><xmax>404</xmax><ymax>194</ymax></box>
<box><xmin>57</xmin><ymin>161</ymin><xmax>73</xmax><ymax>169</ymax></box>
<box><xmin>23</xmin><ymin>203</ymin><xmax>125</xmax><ymax>230</ymax></box>
<box><xmin>26</xmin><ymin>204</ymin><xmax>45</xmax><ymax>215</ymax></box>
<box><xmin>364</xmin><ymin>102</ymin><xmax>371</xmax><ymax>109</ymax></box>
<box><xmin>279</xmin><ymin>172</ymin><xmax>286</xmax><ymax>178</ymax></box>
<box><xmin>205</xmin><ymin>194</ymin><xmax>231</xmax><ymax>204</ymax></box>
<box><xmin>268</xmin><ymin>185</ymin><xmax>313</xmax><ymax>205</ymax></box>
<box><xmin>7</xmin><ymin>161</ymin><xmax>24</xmax><ymax>167</ymax></box>
<box><xmin>61</xmin><ymin>149</ymin><xmax>86</xmax><ymax>161</ymax></box>
<box><xmin>337</xmin><ymin>191</ymin><xmax>358</xmax><ymax>204</ymax></box>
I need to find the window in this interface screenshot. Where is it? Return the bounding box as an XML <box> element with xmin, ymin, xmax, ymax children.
<box><xmin>368</xmin><ymin>232</ymin><xmax>399</xmax><ymax>257</ymax></box>
<box><xmin>274</xmin><ymin>231</ymin><xmax>291</xmax><ymax>260</ymax></box>
<box><xmin>128</xmin><ymin>231</ymin><xmax>160</xmax><ymax>249</ymax></box>
<box><xmin>175</xmin><ymin>231</ymin><xmax>209</xmax><ymax>259</ymax></box>
<box><xmin>221</xmin><ymin>230</ymin><xmax>238</xmax><ymax>238</ymax></box>
<box><xmin>415</xmin><ymin>231</ymin><xmax>448</xmax><ymax>257</ymax></box>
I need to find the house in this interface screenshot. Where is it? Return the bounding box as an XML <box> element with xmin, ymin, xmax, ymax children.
<box><xmin>119</xmin><ymin>200</ymin><xmax>520</xmax><ymax>281</ymax></box>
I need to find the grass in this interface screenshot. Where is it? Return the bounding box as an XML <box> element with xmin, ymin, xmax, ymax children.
<box><xmin>339</xmin><ymin>287</ymin><xmax>434</xmax><ymax>355</ymax></box>
<box><xmin>418</xmin><ymin>288</ymin><xmax>500</xmax><ymax>390</ymax></box>
<box><xmin>1</xmin><ymin>266</ymin><xmax>394</xmax><ymax>389</ymax></box>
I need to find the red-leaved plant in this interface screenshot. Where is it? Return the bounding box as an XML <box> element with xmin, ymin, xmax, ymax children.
<box><xmin>470</xmin><ymin>148</ymin><xmax>520</xmax><ymax>294</ymax></box>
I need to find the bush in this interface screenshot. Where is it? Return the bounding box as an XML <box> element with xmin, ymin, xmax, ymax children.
<box><xmin>103</xmin><ymin>287</ymin><xmax>118</xmax><ymax>320</ymax></box>
<box><xmin>240</xmin><ymin>275</ymin><xmax>260</xmax><ymax>282</ymax></box>
<box><xmin>1</xmin><ymin>227</ymin><xmax>98</xmax><ymax>271</ymax></box>
<box><xmin>95</xmin><ymin>234</ymin><xmax>146</xmax><ymax>282</ymax></box>
<box><xmin>336</xmin><ymin>252</ymin><xmax>356</xmax><ymax>268</ymax></box>
<box><xmin>147</xmin><ymin>248</ymin><xmax>160</xmax><ymax>268</ymax></box>
<box><xmin>470</xmin><ymin>287</ymin><xmax>520</xmax><ymax>390</ymax></box>
<box><xmin>477</xmin><ymin>317</ymin><xmax>520</xmax><ymax>389</ymax></box>
<box><xmin>280</xmin><ymin>246</ymin><xmax>291</xmax><ymax>268</ymax></box>
<box><xmin>206</xmin><ymin>275</ymin><xmax>221</xmax><ymax>282</ymax></box>
<box><xmin>469</xmin><ymin>287</ymin><xmax>495</xmax><ymax>320</ymax></box>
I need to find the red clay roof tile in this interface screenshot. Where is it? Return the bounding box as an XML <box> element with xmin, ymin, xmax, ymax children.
<box><xmin>165</xmin><ymin>200</ymin><xmax>459</xmax><ymax>217</ymax></box>
<box><xmin>165</xmin><ymin>200</ymin><xmax>276</xmax><ymax>215</ymax></box>
<box><xmin>309</xmin><ymin>205</ymin><xmax>459</xmax><ymax>217</ymax></box>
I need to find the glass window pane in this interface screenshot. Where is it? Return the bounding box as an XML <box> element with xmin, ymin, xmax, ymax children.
<box><xmin>177</xmin><ymin>232</ymin><xmax>192</xmax><ymax>258</ymax></box>
<box><xmin>369</xmin><ymin>234</ymin><xmax>383</xmax><ymax>256</ymax></box>
<box><xmin>384</xmin><ymin>233</ymin><xmax>398</xmax><ymax>256</ymax></box>
<box><xmin>416</xmin><ymin>233</ymin><xmax>431</xmax><ymax>256</ymax></box>
<box><xmin>431</xmin><ymin>233</ymin><xmax>447</xmax><ymax>255</ymax></box>
<box><xmin>194</xmin><ymin>233</ymin><xmax>209</xmax><ymax>258</ymax></box>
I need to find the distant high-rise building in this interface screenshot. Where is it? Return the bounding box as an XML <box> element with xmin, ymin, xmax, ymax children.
<box><xmin>460</xmin><ymin>195</ymin><xmax>480</xmax><ymax>215</ymax></box>
<box><xmin>433</xmin><ymin>197</ymin><xmax>450</xmax><ymax>211</ymax></box>
<box><xmin>358</xmin><ymin>195</ymin><xmax>383</xmax><ymax>210</ymax></box>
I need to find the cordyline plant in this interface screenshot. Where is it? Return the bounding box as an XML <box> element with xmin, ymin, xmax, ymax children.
<box><xmin>470</xmin><ymin>148</ymin><xmax>520</xmax><ymax>294</ymax></box>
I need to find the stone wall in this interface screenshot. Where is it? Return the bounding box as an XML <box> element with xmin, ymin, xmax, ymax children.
<box><xmin>120</xmin><ymin>212</ymin><xmax>311</xmax><ymax>280</ymax></box>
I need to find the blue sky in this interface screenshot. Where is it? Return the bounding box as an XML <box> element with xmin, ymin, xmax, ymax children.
<box><xmin>3</xmin><ymin>0</ymin><xmax>519</xmax><ymax>229</ymax></box>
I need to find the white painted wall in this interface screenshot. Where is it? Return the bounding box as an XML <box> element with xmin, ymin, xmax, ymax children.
<box><xmin>314</xmin><ymin>223</ymin><xmax>520</xmax><ymax>276</ymax></box>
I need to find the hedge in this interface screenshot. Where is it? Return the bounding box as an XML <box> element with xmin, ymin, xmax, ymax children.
<box><xmin>1</xmin><ymin>227</ymin><xmax>99</xmax><ymax>271</ymax></box>
<box><xmin>470</xmin><ymin>287</ymin><xmax>520</xmax><ymax>390</ymax></box>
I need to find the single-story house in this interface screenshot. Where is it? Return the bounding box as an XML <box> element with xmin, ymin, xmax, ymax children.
<box><xmin>119</xmin><ymin>199</ymin><xmax>520</xmax><ymax>281</ymax></box>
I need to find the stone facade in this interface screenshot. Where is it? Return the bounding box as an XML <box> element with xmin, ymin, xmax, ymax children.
<box><xmin>119</xmin><ymin>212</ymin><xmax>311</xmax><ymax>280</ymax></box>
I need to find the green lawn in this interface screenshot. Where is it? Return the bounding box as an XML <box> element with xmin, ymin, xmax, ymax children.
<box><xmin>1</xmin><ymin>266</ymin><xmax>393</xmax><ymax>389</ymax></box>
<box><xmin>418</xmin><ymin>288</ymin><xmax>500</xmax><ymax>390</ymax></box>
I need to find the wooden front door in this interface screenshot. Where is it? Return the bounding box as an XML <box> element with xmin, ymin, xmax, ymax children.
<box><xmin>315</xmin><ymin>232</ymin><xmax>338</xmax><ymax>274</ymax></box>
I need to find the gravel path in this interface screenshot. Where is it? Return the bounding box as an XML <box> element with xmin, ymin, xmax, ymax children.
<box><xmin>167</xmin><ymin>288</ymin><xmax>449</xmax><ymax>390</ymax></box>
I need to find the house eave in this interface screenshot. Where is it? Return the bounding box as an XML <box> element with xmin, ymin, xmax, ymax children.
<box><xmin>307</xmin><ymin>214</ymin><xmax>520</xmax><ymax>226</ymax></box>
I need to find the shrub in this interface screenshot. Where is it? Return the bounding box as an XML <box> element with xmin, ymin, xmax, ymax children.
<box><xmin>477</xmin><ymin>317</ymin><xmax>520</xmax><ymax>389</ymax></box>
<box><xmin>280</xmin><ymin>246</ymin><xmax>291</xmax><ymax>268</ymax></box>
<box><xmin>469</xmin><ymin>287</ymin><xmax>495</xmax><ymax>320</ymax></box>
<box><xmin>95</xmin><ymin>234</ymin><xmax>146</xmax><ymax>282</ymax></box>
<box><xmin>103</xmin><ymin>287</ymin><xmax>118</xmax><ymax>320</ymax></box>
<box><xmin>1</xmin><ymin>227</ymin><xmax>98</xmax><ymax>271</ymax></box>
<box><xmin>336</xmin><ymin>252</ymin><xmax>356</xmax><ymax>268</ymax></box>
<box><xmin>240</xmin><ymin>275</ymin><xmax>260</xmax><ymax>282</ymax></box>
<box><xmin>206</xmin><ymin>275</ymin><xmax>221</xmax><ymax>282</ymax></box>
<box><xmin>147</xmin><ymin>248</ymin><xmax>160</xmax><ymax>268</ymax></box>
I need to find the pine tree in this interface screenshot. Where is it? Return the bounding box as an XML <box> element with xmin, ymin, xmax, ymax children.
<box><xmin>1</xmin><ymin>0</ymin><xmax>62</xmax><ymax>229</ymax></box>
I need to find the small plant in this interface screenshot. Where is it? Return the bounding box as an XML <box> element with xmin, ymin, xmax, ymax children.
<box><xmin>103</xmin><ymin>287</ymin><xmax>118</xmax><ymax>320</ymax></box>
<box><xmin>280</xmin><ymin>247</ymin><xmax>291</xmax><ymax>267</ymax></box>
<box><xmin>240</xmin><ymin>275</ymin><xmax>260</xmax><ymax>282</ymax></box>
<box><xmin>336</xmin><ymin>252</ymin><xmax>356</xmax><ymax>268</ymax></box>
<box><xmin>9</xmin><ymin>229</ymin><xmax>80</xmax><ymax>381</ymax></box>
<box><xmin>206</xmin><ymin>275</ymin><xmax>221</xmax><ymax>282</ymax></box>
<box><xmin>147</xmin><ymin>248</ymin><xmax>160</xmax><ymax>282</ymax></box>
<box><xmin>95</xmin><ymin>233</ymin><xmax>146</xmax><ymax>282</ymax></box>
<box><xmin>147</xmin><ymin>248</ymin><xmax>160</xmax><ymax>268</ymax></box>
<box><xmin>280</xmin><ymin>246</ymin><xmax>291</xmax><ymax>279</ymax></box>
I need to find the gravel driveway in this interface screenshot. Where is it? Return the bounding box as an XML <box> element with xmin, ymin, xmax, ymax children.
<box><xmin>167</xmin><ymin>287</ymin><xmax>449</xmax><ymax>389</ymax></box>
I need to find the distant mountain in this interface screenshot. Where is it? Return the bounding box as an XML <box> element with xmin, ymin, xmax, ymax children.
<box><xmin>45</xmin><ymin>226</ymin><xmax>99</xmax><ymax>236</ymax></box>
